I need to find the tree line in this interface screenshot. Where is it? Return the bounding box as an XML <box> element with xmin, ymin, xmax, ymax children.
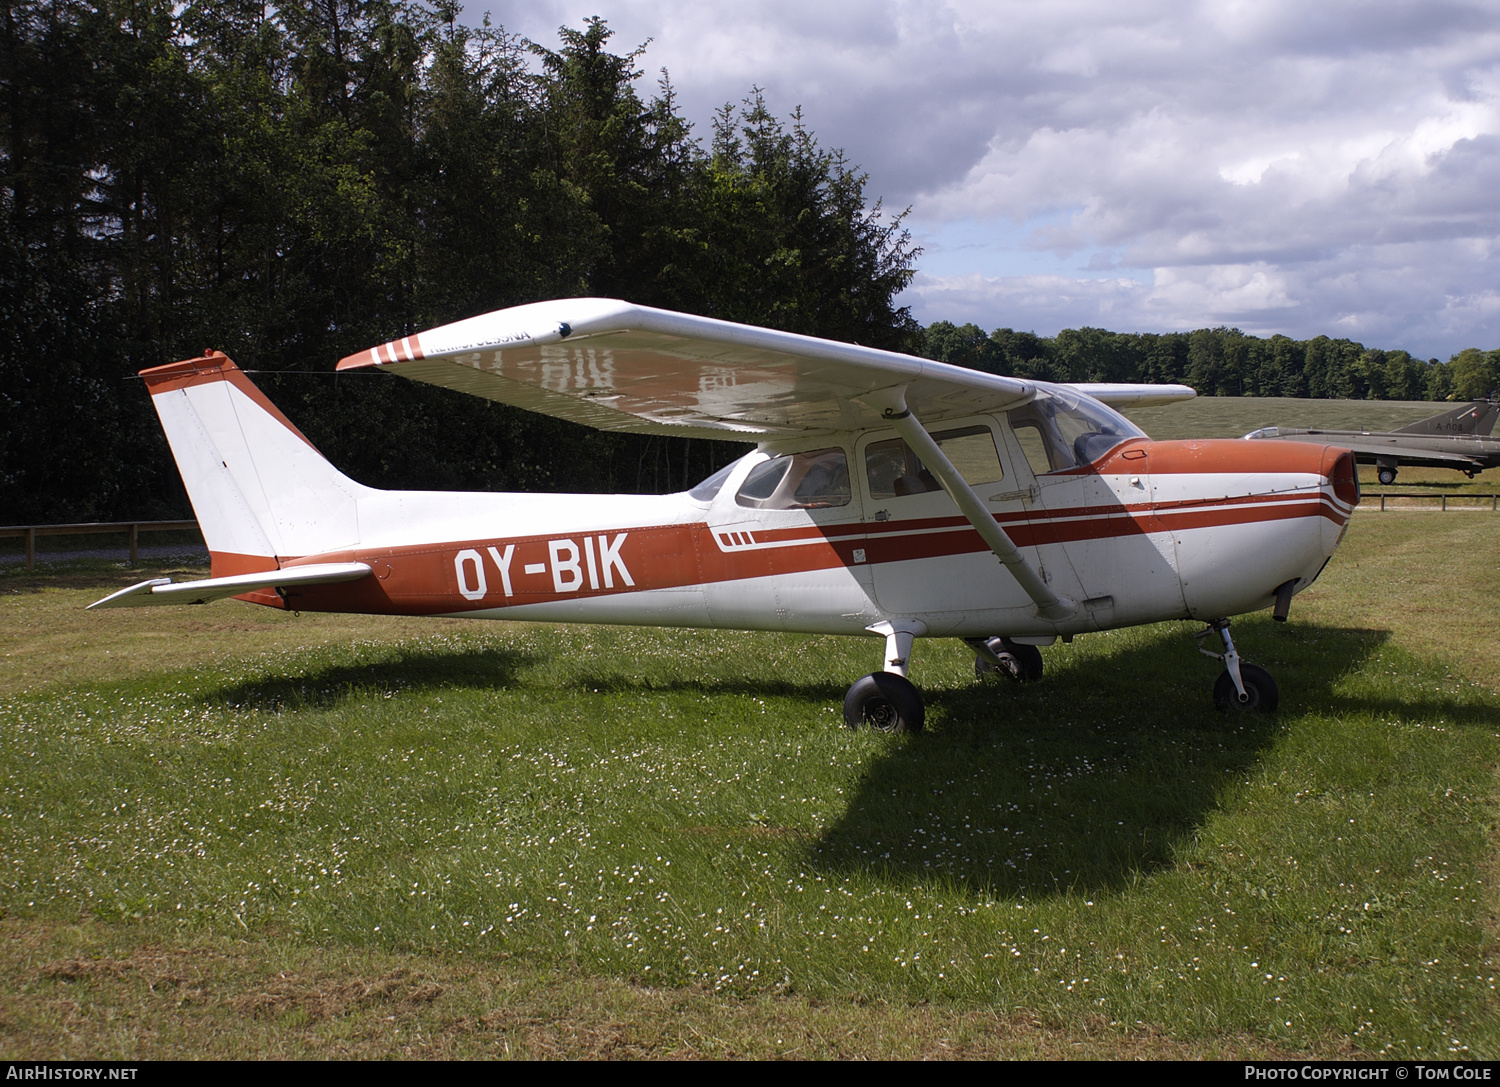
<box><xmin>3</xmin><ymin>1</ymin><xmax>1496</xmax><ymax>525</ymax></box>
<box><xmin>1</xmin><ymin>1</ymin><xmax>916</xmax><ymax>521</ymax></box>
<box><xmin>923</xmin><ymin>323</ymin><xmax>1498</xmax><ymax>404</ymax></box>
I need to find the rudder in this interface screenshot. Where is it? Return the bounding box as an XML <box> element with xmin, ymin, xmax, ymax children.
<box><xmin>142</xmin><ymin>352</ymin><xmax>367</xmax><ymax>575</ymax></box>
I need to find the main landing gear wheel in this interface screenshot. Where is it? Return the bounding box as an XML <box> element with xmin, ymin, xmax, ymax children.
<box><xmin>843</xmin><ymin>673</ymin><xmax>925</xmax><ymax>733</ymax></box>
<box><xmin>972</xmin><ymin>637</ymin><xmax>1044</xmax><ymax>682</ymax></box>
<box><xmin>1377</xmin><ymin>466</ymin><xmax>1397</xmax><ymax>485</ymax></box>
<box><xmin>1213</xmin><ymin>663</ymin><xmax>1279</xmax><ymax>713</ymax></box>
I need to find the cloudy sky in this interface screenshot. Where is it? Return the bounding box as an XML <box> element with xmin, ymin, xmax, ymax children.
<box><xmin>469</xmin><ymin>0</ymin><xmax>1500</xmax><ymax>358</ymax></box>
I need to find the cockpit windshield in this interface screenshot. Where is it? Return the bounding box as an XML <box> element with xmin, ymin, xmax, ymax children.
<box><xmin>1007</xmin><ymin>387</ymin><xmax>1146</xmax><ymax>472</ymax></box>
<box><xmin>688</xmin><ymin>459</ymin><xmax>740</xmax><ymax>502</ymax></box>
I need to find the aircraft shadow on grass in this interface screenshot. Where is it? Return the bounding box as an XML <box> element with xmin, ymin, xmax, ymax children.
<box><xmin>811</xmin><ymin>622</ymin><xmax>1500</xmax><ymax>898</ymax></box>
<box><xmin>187</xmin><ymin>619</ymin><xmax>1497</xmax><ymax>900</ymax></box>
<box><xmin>200</xmin><ymin>646</ymin><xmax>538</xmax><ymax>713</ymax></box>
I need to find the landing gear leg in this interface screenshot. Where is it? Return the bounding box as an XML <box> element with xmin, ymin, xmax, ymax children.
<box><xmin>1195</xmin><ymin>619</ymin><xmax>1278</xmax><ymax>713</ymax></box>
<box><xmin>845</xmin><ymin>621</ymin><xmax>926</xmax><ymax>732</ymax></box>
<box><xmin>969</xmin><ymin>637</ymin><xmax>1044</xmax><ymax>682</ymax></box>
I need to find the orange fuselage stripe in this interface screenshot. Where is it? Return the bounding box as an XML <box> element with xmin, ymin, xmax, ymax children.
<box><xmin>254</xmin><ymin>489</ymin><xmax>1345</xmax><ymax>616</ymax></box>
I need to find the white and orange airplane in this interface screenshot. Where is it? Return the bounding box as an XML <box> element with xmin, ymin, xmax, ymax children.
<box><xmin>90</xmin><ymin>298</ymin><xmax>1359</xmax><ymax>729</ymax></box>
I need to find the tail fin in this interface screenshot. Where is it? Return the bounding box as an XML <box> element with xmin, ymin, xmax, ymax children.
<box><xmin>142</xmin><ymin>352</ymin><xmax>367</xmax><ymax>576</ymax></box>
<box><xmin>1397</xmin><ymin>400</ymin><xmax>1500</xmax><ymax>437</ymax></box>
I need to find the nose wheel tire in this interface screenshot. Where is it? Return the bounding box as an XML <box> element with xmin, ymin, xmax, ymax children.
<box><xmin>1213</xmin><ymin>663</ymin><xmax>1279</xmax><ymax>713</ymax></box>
<box><xmin>1377</xmin><ymin>467</ymin><xmax>1397</xmax><ymax>485</ymax></box>
<box><xmin>843</xmin><ymin>673</ymin><xmax>925</xmax><ymax>733</ymax></box>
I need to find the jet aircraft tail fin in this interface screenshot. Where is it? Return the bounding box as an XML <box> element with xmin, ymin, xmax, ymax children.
<box><xmin>1397</xmin><ymin>400</ymin><xmax>1500</xmax><ymax>437</ymax></box>
<box><xmin>141</xmin><ymin>353</ymin><xmax>368</xmax><ymax>576</ymax></box>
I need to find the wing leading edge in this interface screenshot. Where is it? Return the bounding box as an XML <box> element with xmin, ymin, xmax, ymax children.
<box><xmin>338</xmin><ymin>299</ymin><xmax>1192</xmax><ymax>440</ymax></box>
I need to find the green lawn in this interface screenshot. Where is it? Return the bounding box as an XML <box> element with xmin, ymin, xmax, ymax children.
<box><xmin>1123</xmin><ymin>395</ymin><xmax>1451</xmax><ymax>441</ymax></box>
<box><xmin>0</xmin><ymin>511</ymin><xmax>1497</xmax><ymax>1058</ymax></box>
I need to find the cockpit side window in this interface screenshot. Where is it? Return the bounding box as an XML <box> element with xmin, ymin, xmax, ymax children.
<box><xmin>864</xmin><ymin>437</ymin><xmax>938</xmax><ymax>498</ymax></box>
<box><xmin>865</xmin><ymin>425</ymin><xmax>1004</xmax><ymax>499</ymax></box>
<box><xmin>1008</xmin><ymin>419</ymin><xmax>1056</xmax><ymax>473</ymax></box>
<box><xmin>735</xmin><ymin>448</ymin><xmax>851</xmax><ymax>510</ymax></box>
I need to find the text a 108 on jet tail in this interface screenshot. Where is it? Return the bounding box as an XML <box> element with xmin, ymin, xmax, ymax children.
<box><xmin>90</xmin><ymin>298</ymin><xmax>1361</xmax><ymax>730</ymax></box>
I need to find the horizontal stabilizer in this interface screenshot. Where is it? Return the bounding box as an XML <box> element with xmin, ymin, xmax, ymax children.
<box><xmin>87</xmin><ymin>562</ymin><xmax>372</xmax><ymax>610</ymax></box>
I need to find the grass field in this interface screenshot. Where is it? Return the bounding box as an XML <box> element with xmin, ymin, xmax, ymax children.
<box><xmin>1122</xmin><ymin>395</ymin><xmax>1455</xmax><ymax>440</ymax></box>
<box><xmin>1</xmin><ymin>509</ymin><xmax>1498</xmax><ymax>1059</ymax></box>
<box><xmin>2</xmin><ymin>395</ymin><xmax>1499</xmax><ymax>1058</ymax></box>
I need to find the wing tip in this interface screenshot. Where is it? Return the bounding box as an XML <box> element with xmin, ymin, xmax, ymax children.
<box><xmin>338</xmin><ymin>337</ymin><xmax>426</xmax><ymax>372</ymax></box>
<box><xmin>87</xmin><ymin>578</ymin><xmax>173</xmax><ymax>610</ymax></box>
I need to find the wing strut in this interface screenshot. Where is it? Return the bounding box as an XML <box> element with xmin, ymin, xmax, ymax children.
<box><xmin>863</xmin><ymin>387</ymin><xmax>1078</xmax><ymax>623</ymax></box>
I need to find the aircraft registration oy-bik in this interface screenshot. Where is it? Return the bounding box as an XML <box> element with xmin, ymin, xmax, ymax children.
<box><xmin>91</xmin><ymin>299</ymin><xmax>1360</xmax><ymax>729</ymax></box>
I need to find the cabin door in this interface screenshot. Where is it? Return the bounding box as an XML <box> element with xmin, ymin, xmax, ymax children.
<box><xmin>859</xmin><ymin>416</ymin><xmax>1045</xmax><ymax>619</ymax></box>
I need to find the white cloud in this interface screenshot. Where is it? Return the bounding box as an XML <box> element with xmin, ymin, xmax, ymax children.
<box><xmin>467</xmin><ymin>0</ymin><xmax>1500</xmax><ymax>356</ymax></box>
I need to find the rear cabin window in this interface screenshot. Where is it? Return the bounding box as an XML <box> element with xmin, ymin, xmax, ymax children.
<box><xmin>734</xmin><ymin>448</ymin><xmax>851</xmax><ymax>509</ymax></box>
<box><xmin>864</xmin><ymin>426</ymin><xmax>1004</xmax><ymax>499</ymax></box>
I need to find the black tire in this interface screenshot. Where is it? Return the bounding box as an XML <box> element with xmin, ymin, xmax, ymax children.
<box><xmin>1004</xmin><ymin>640</ymin><xmax>1045</xmax><ymax>682</ymax></box>
<box><xmin>1213</xmin><ymin>663</ymin><xmax>1279</xmax><ymax>713</ymax></box>
<box><xmin>843</xmin><ymin>672</ymin><xmax>925</xmax><ymax>733</ymax></box>
<box><xmin>973</xmin><ymin>638</ymin><xmax>1044</xmax><ymax>682</ymax></box>
<box><xmin>1377</xmin><ymin>467</ymin><xmax>1397</xmax><ymax>485</ymax></box>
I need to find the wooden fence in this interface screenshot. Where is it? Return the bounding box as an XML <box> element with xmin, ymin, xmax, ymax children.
<box><xmin>1358</xmin><ymin>493</ymin><xmax>1499</xmax><ymax>511</ymax></box>
<box><xmin>0</xmin><ymin>520</ymin><xmax>201</xmax><ymax>571</ymax></box>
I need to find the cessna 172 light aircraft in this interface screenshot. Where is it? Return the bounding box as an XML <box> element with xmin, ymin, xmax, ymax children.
<box><xmin>90</xmin><ymin>298</ymin><xmax>1359</xmax><ymax>730</ymax></box>
<box><xmin>1244</xmin><ymin>399</ymin><xmax>1500</xmax><ymax>484</ymax></box>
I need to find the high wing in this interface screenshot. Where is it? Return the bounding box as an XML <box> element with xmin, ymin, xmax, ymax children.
<box><xmin>338</xmin><ymin>298</ymin><xmax>1193</xmax><ymax>439</ymax></box>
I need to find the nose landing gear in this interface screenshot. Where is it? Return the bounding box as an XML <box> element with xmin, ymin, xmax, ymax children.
<box><xmin>1212</xmin><ymin>663</ymin><xmax>1278</xmax><ymax>712</ymax></box>
<box><xmin>1196</xmin><ymin>619</ymin><xmax>1279</xmax><ymax>713</ymax></box>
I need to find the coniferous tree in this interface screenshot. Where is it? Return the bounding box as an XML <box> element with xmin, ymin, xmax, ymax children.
<box><xmin>0</xmin><ymin>4</ymin><xmax>920</xmax><ymax>518</ymax></box>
